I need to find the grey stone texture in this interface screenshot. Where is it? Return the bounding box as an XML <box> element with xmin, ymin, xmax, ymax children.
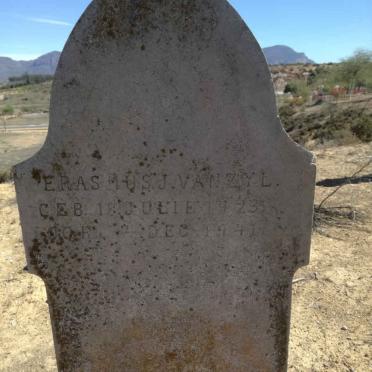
<box><xmin>15</xmin><ymin>0</ymin><xmax>315</xmax><ymax>371</ymax></box>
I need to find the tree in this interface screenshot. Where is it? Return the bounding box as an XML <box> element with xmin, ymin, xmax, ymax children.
<box><xmin>337</xmin><ymin>49</ymin><xmax>372</xmax><ymax>89</ymax></box>
<box><xmin>284</xmin><ymin>79</ymin><xmax>310</xmax><ymax>100</ymax></box>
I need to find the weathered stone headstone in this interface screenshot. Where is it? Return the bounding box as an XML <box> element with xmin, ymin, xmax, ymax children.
<box><xmin>15</xmin><ymin>1</ymin><xmax>315</xmax><ymax>370</ymax></box>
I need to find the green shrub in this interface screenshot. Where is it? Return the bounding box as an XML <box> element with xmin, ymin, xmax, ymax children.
<box><xmin>1</xmin><ymin>105</ymin><xmax>14</xmax><ymax>115</ymax></box>
<box><xmin>279</xmin><ymin>105</ymin><xmax>296</xmax><ymax>132</ymax></box>
<box><xmin>284</xmin><ymin>79</ymin><xmax>310</xmax><ymax>100</ymax></box>
<box><xmin>7</xmin><ymin>74</ymin><xmax>53</xmax><ymax>87</ymax></box>
<box><xmin>352</xmin><ymin>114</ymin><xmax>372</xmax><ymax>142</ymax></box>
<box><xmin>21</xmin><ymin>106</ymin><xmax>31</xmax><ymax>113</ymax></box>
<box><xmin>305</xmin><ymin>50</ymin><xmax>372</xmax><ymax>94</ymax></box>
<box><xmin>279</xmin><ymin>104</ymin><xmax>296</xmax><ymax>118</ymax></box>
<box><xmin>338</xmin><ymin>50</ymin><xmax>372</xmax><ymax>89</ymax></box>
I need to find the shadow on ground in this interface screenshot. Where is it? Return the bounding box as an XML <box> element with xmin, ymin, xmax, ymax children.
<box><xmin>316</xmin><ymin>174</ymin><xmax>372</xmax><ymax>187</ymax></box>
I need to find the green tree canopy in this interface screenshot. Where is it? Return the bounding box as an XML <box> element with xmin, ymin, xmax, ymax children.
<box><xmin>337</xmin><ymin>49</ymin><xmax>372</xmax><ymax>89</ymax></box>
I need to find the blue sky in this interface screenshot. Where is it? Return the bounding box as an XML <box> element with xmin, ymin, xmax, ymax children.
<box><xmin>0</xmin><ymin>0</ymin><xmax>371</xmax><ymax>63</ymax></box>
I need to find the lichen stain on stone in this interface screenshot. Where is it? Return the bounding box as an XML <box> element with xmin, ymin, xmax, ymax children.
<box><xmin>31</xmin><ymin>168</ymin><xmax>42</xmax><ymax>183</ymax></box>
<box><xmin>52</xmin><ymin>162</ymin><xmax>63</xmax><ymax>173</ymax></box>
<box><xmin>90</xmin><ymin>0</ymin><xmax>217</xmax><ymax>44</ymax></box>
<box><xmin>63</xmin><ymin>78</ymin><xmax>80</xmax><ymax>88</ymax></box>
<box><xmin>268</xmin><ymin>284</ymin><xmax>291</xmax><ymax>371</ymax></box>
<box><xmin>82</xmin><ymin>314</ymin><xmax>271</xmax><ymax>371</ymax></box>
<box><xmin>47</xmin><ymin>288</ymin><xmax>84</xmax><ymax>372</ymax></box>
<box><xmin>92</xmin><ymin>150</ymin><xmax>103</xmax><ymax>160</ymax></box>
<box><xmin>29</xmin><ymin>238</ymin><xmax>42</xmax><ymax>274</ymax></box>
<box><xmin>27</xmin><ymin>232</ymin><xmax>90</xmax><ymax>371</ymax></box>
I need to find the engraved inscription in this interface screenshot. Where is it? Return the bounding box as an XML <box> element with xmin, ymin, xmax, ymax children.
<box><xmin>39</xmin><ymin>171</ymin><xmax>274</xmax><ymax>193</ymax></box>
<box><xmin>38</xmin><ymin>199</ymin><xmax>263</xmax><ymax>218</ymax></box>
<box><xmin>34</xmin><ymin>169</ymin><xmax>281</xmax><ymax>241</ymax></box>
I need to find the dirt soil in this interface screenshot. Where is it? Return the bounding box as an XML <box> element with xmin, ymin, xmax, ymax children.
<box><xmin>0</xmin><ymin>143</ymin><xmax>371</xmax><ymax>371</ymax></box>
<box><xmin>0</xmin><ymin>130</ymin><xmax>47</xmax><ymax>172</ymax></box>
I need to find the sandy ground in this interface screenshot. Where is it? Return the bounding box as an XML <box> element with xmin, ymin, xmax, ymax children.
<box><xmin>0</xmin><ymin>143</ymin><xmax>371</xmax><ymax>371</ymax></box>
<box><xmin>0</xmin><ymin>130</ymin><xmax>47</xmax><ymax>172</ymax></box>
<box><xmin>2</xmin><ymin>113</ymin><xmax>49</xmax><ymax>128</ymax></box>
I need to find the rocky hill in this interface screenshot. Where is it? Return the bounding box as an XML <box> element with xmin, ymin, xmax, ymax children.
<box><xmin>263</xmin><ymin>45</ymin><xmax>314</xmax><ymax>65</ymax></box>
<box><xmin>0</xmin><ymin>45</ymin><xmax>315</xmax><ymax>82</ymax></box>
<box><xmin>0</xmin><ymin>52</ymin><xmax>60</xmax><ymax>82</ymax></box>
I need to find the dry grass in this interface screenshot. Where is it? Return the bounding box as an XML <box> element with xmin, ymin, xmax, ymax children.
<box><xmin>0</xmin><ymin>81</ymin><xmax>51</xmax><ymax>115</ymax></box>
<box><xmin>0</xmin><ymin>131</ymin><xmax>47</xmax><ymax>173</ymax></box>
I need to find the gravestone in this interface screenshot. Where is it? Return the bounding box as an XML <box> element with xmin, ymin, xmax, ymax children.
<box><xmin>14</xmin><ymin>0</ymin><xmax>315</xmax><ymax>371</ymax></box>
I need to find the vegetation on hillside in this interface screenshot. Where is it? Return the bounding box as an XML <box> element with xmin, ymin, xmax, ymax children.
<box><xmin>283</xmin><ymin>49</ymin><xmax>372</xmax><ymax>99</ymax></box>
<box><xmin>0</xmin><ymin>80</ymin><xmax>51</xmax><ymax>115</ymax></box>
<box><xmin>279</xmin><ymin>49</ymin><xmax>372</xmax><ymax>145</ymax></box>
<box><xmin>5</xmin><ymin>74</ymin><xmax>53</xmax><ymax>88</ymax></box>
<box><xmin>280</xmin><ymin>105</ymin><xmax>372</xmax><ymax>145</ymax></box>
<box><xmin>333</xmin><ymin>50</ymin><xmax>372</xmax><ymax>89</ymax></box>
<box><xmin>1</xmin><ymin>104</ymin><xmax>14</xmax><ymax>116</ymax></box>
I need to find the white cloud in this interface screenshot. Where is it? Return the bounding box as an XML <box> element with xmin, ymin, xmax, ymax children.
<box><xmin>3</xmin><ymin>53</ymin><xmax>42</xmax><ymax>61</ymax></box>
<box><xmin>24</xmin><ymin>17</ymin><xmax>72</xmax><ymax>27</ymax></box>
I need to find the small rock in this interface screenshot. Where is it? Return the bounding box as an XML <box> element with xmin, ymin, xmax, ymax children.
<box><xmin>341</xmin><ymin>325</ymin><xmax>348</xmax><ymax>331</ymax></box>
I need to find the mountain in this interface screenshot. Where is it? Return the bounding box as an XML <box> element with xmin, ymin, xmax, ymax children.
<box><xmin>0</xmin><ymin>45</ymin><xmax>313</xmax><ymax>82</ymax></box>
<box><xmin>0</xmin><ymin>51</ymin><xmax>61</xmax><ymax>82</ymax></box>
<box><xmin>263</xmin><ymin>45</ymin><xmax>314</xmax><ymax>65</ymax></box>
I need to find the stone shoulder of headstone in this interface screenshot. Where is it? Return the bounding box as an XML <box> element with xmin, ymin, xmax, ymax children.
<box><xmin>14</xmin><ymin>1</ymin><xmax>315</xmax><ymax>371</ymax></box>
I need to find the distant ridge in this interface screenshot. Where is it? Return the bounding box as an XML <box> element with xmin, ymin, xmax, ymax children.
<box><xmin>0</xmin><ymin>51</ymin><xmax>61</xmax><ymax>82</ymax></box>
<box><xmin>263</xmin><ymin>45</ymin><xmax>315</xmax><ymax>65</ymax></box>
<box><xmin>0</xmin><ymin>45</ymin><xmax>314</xmax><ymax>82</ymax></box>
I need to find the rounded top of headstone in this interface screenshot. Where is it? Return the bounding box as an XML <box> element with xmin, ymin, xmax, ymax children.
<box><xmin>16</xmin><ymin>0</ymin><xmax>313</xmax><ymax>169</ymax></box>
<box><xmin>46</xmin><ymin>0</ymin><xmax>285</xmax><ymax>150</ymax></box>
